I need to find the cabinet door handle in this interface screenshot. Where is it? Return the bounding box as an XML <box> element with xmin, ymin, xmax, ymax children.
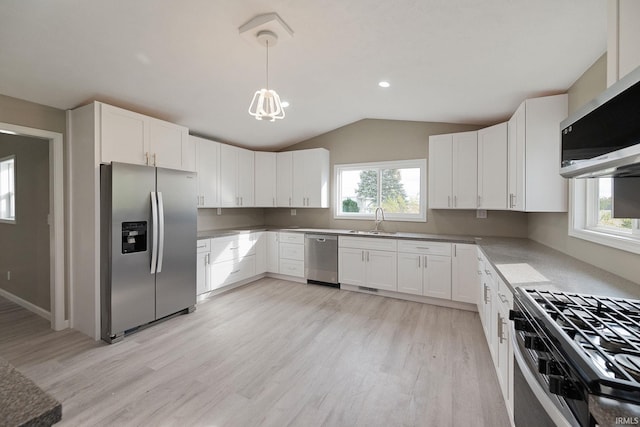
<box><xmin>423</xmin><ymin>256</ymin><xmax>428</xmax><ymax>269</ymax></box>
<box><xmin>484</xmin><ymin>284</ymin><xmax>490</xmax><ymax>303</ymax></box>
<box><xmin>498</xmin><ymin>313</ymin><xmax>506</xmax><ymax>344</ymax></box>
<box><xmin>417</xmin><ymin>256</ymin><xmax>420</xmax><ymax>268</ymax></box>
<box><xmin>289</xmin><ymin>197</ymin><xmax>291</xmax><ymax>206</ymax></box>
<box><xmin>454</xmin><ymin>245</ymin><xmax>457</xmax><ymax>257</ymax></box>
<box><xmin>453</xmin><ymin>195</ymin><xmax>457</xmax><ymax>207</ymax></box>
<box><xmin>361</xmin><ymin>251</ymin><xmax>365</xmax><ymax>262</ymax></box>
<box><xmin>447</xmin><ymin>196</ymin><xmax>451</xmax><ymax>208</ymax></box>
<box><xmin>485</xmin><ymin>269</ymin><xmax>491</xmax><ymax>276</ymax></box>
<box><xmin>153</xmin><ymin>153</ymin><xmax>157</xmax><ymax>166</ymax></box>
<box><xmin>415</xmin><ymin>246</ymin><xmax>430</xmax><ymax>250</ymax></box>
<box><xmin>366</xmin><ymin>251</ymin><xmax>370</xmax><ymax>262</ymax></box>
<box><xmin>499</xmin><ymin>293</ymin><xmax>508</xmax><ymax>304</ymax></box>
<box><xmin>205</xmin><ymin>253</ymin><xmax>210</xmax><ymax>264</ymax></box>
<box><xmin>145</xmin><ymin>152</ymin><xmax>150</xmax><ymax>165</ymax></box>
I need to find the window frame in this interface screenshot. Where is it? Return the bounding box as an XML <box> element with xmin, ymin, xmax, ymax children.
<box><xmin>0</xmin><ymin>154</ymin><xmax>16</xmax><ymax>224</ymax></box>
<box><xmin>334</xmin><ymin>159</ymin><xmax>427</xmax><ymax>222</ymax></box>
<box><xmin>569</xmin><ymin>178</ymin><xmax>640</xmax><ymax>254</ymax></box>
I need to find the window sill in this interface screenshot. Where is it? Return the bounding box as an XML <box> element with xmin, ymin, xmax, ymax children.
<box><xmin>568</xmin><ymin>227</ymin><xmax>640</xmax><ymax>255</ymax></box>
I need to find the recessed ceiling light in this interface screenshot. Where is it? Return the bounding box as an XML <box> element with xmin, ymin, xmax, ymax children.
<box><xmin>378</xmin><ymin>81</ymin><xmax>390</xmax><ymax>88</ymax></box>
<box><xmin>281</xmin><ymin>101</ymin><xmax>290</xmax><ymax>108</ymax></box>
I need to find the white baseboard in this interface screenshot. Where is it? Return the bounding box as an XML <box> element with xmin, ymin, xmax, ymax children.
<box><xmin>0</xmin><ymin>287</ymin><xmax>52</xmax><ymax>321</ymax></box>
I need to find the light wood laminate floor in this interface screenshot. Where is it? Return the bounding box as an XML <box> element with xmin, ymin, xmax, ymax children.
<box><xmin>0</xmin><ymin>278</ymin><xmax>511</xmax><ymax>427</ymax></box>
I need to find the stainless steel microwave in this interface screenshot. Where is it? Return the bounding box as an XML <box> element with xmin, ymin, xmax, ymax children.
<box><xmin>560</xmin><ymin>65</ymin><xmax>640</xmax><ymax>178</ymax></box>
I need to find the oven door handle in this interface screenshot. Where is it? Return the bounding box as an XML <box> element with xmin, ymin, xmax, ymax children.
<box><xmin>512</xmin><ymin>325</ymin><xmax>577</xmax><ymax>427</ymax></box>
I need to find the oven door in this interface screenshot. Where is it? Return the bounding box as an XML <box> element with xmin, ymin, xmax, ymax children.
<box><xmin>512</xmin><ymin>324</ymin><xmax>580</xmax><ymax>427</ymax></box>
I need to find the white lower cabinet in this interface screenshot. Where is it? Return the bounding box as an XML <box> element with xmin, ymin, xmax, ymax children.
<box><xmin>397</xmin><ymin>253</ymin><xmax>452</xmax><ymax>298</ymax></box>
<box><xmin>278</xmin><ymin>232</ymin><xmax>304</xmax><ymax>278</ymax></box>
<box><xmin>266</xmin><ymin>231</ymin><xmax>279</xmax><ymax>273</ymax></box>
<box><xmin>196</xmin><ymin>239</ymin><xmax>212</xmax><ymax>295</ymax></box>
<box><xmin>451</xmin><ymin>244</ymin><xmax>479</xmax><ymax>303</ymax></box>
<box><xmin>338</xmin><ymin>237</ymin><xmax>397</xmax><ymax>291</ymax></box>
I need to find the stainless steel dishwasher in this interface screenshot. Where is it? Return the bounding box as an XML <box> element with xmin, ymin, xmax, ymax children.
<box><xmin>304</xmin><ymin>233</ymin><xmax>339</xmax><ymax>287</ymax></box>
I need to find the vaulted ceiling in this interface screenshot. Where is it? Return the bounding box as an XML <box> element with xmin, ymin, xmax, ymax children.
<box><xmin>0</xmin><ymin>1</ymin><xmax>606</xmax><ymax>150</ymax></box>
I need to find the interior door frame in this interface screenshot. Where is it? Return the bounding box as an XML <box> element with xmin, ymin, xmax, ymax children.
<box><xmin>0</xmin><ymin>122</ymin><xmax>66</xmax><ymax>331</ymax></box>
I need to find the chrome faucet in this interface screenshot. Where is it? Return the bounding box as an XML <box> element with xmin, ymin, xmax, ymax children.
<box><xmin>373</xmin><ymin>207</ymin><xmax>385</xmax><ymax>232</ymax></box>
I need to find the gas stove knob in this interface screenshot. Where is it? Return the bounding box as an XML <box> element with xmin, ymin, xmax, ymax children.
<box><xmin>538</xmin><ymin>357</ymin><xmax>563</xmax><ymax>375</ymax></box>
<box><xmin>513</xmin><ymin>319</ymin><xmax>534</xmax><ymax>333</ymax></box>
<box><xmin>509</xmin><ymin>310</ymin><xmax>523</xmax><ymax>321</ymax></box>
<box><xmin>548</xmin><ymin>376</ymin><xmax>583</xmax><ymax>400</ymax></box>
<box><xmin>524</xmin><ymin>335</ymin><xmax>548</xmax><ymax>351</ymax></box>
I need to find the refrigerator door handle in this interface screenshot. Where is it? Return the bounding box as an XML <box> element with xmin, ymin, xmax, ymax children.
<box><xmin>150</xmin><ymin>192</ymin><xmax>159</xmax><ymax>274</ymax></box>
<box><xmin>157</xmin><ymin>192</ymin><xmax>165</xmax><ymax>273</ymax></box>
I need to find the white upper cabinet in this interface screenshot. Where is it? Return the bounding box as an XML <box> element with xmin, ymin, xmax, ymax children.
<box><xmin>276</xmin><ymin>152</ymin><xmax>293</xmax><ymax>207</ymax></box>
<box><xmin>190</xmin><ymin>136</ymin><xmax>220</xmax><ymax>208</ymax></box>
<box><xmin>428</xmin><ymin>131</ymin><xmax>477</xmax><ymax>209</ymax></box>
<box><xmin>255</xmin><ymin>152</ymin><xmax>277</xmax><ymax>207</ymax></box>
<box><xmin>220</xmin><ymin>144</ymin><xmax>255</xmax><ymax>207</ymax></box>
<box><xmin>608</xmin><ymin>0</ymin><xmax>640</xmax><ymax>85</ymax></box>
<box><xmin>478</xmin><ymin>122</ymin><xmax>508</xmax><ymax>210</ymax></box>
<box><xmin>278</xmin><ymin>148</ymin><xmax>330</xmax><ymax>208</ymax></box>
<box><xmin>507</xmin><ymin>94</ymin><xmax>568</xmax><ymax>212</ymax></box>
<box><xmin>99</xmin><ymin>102</ymin><xmax>189</xmax><ymax>170</ymax></box>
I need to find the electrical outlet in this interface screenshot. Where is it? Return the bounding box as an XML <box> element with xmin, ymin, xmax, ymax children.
<box><xmin>291</xmin><ymin>209</ymin><xmax>296</xmax><ymax>216</ymax></box>
<box><xmin>7</xmin><ymin>271</ymin><xmax>10</xmax><ymax>281</ymax></box>
<box><xmin>476</xmin><ymin>209</ymin><xmax>487</xmax><ymax>219</ymax></box>
<box><xmin>217</xmin><ymin>208</ymin><xmax>222</xmax><ymax>215</ymax></box>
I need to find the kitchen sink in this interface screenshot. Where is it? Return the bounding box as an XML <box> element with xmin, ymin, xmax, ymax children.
<box><xmin>347</xmin><ymin>230</ymin><xmax>396</xmax><ymax>236</ymax></box>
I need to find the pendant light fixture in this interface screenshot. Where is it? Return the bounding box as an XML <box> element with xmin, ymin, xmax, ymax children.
<box><xmin>248</xmin><ymin>30</ymin><xmax>284</xmax><ymax>122</ymax></box>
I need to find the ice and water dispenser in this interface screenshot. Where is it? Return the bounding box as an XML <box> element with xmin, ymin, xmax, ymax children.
<box><xmin>121</xmin><ymin>222</ymin><xmax>147</xmax><ymax>254</ymax></box>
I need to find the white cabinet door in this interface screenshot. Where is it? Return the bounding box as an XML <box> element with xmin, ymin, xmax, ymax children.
<box><xmin>301</xmin><ymin>148</ymin><xmax>330</xmax><ymax>208</ymax></box>
<box><xmin>507</xmin><ymin>104</ymin><xmax>525</xmax><ymax>211</ymax></box>
<box><xmin>338</xmin><ymin>248</ymin><xmax>366</xmax><ymax>286</ymax></box>
<box><xmin>219</xmin><ymin>144</ymin><xmax>253</xmax><ymax>207</ymax></box>
<box><xmin>196</xmin><ymin>251</ymin><xmax>209</xmax><ymax>295</ymax></box>
<box><xmin>100</xmin><ymin>103</ymin><xmax>147</xmax><ymax>166</ymax></box>
<box><xmin>276</xmin><ymin>152</ymin><xmax>293</xmax><ymax>207</ymax></box>
<box><xmin>366</xmin><ymin>250</ymin><xmax>397</xmax><ymax>291</ymax></box>
<box><xmin>237</xmin><ymin>147</ymin><xmax>254</xmax><ymax>207</ymax></box>
<box><xmin>428</xmin><ymin>134</ymin><xmax>453</xmax><ymax>209</ymax></box>
<box><xmin>397</xmin><ymin>253</ymin><xmax>423</xmax><ymax>295</ymax></box>
<box><xmin>193</xmin><ymin>136</ymin><xmax>220</xmax><ymax>208</ymax></box>
<box><xmin>423</xmin><ymin>255</ymin><xmax>452</xmax><ymax>299</ymax></box>
<box><xmin>254</xmin><ymin>232</ymin><xmax>267</xmax><ymax>275</ymax></box>
<box><xmin>452</xmin><ymin>131</ymin><xmax>478</xmax><ymax>209</ymax></box>
<box><xmin>148</xmin><ymin>118</ymin><xmax>185</xmax><ymax>170</ymax></box>
<box><xmin>219</xmin><ymin>144</ymin><xmax>237</xmax><ymax>207</ymax></box>
<box><xmin>478</xmin><ymin>123</ymin><xmax>508</xmax><ymax>210</ymax></box>
<box><xmin>266</xmin><ymin>231</ymin><xmax>279</xmax><ymax>273</ymax></box>
<box><xmin>255</xmin><ymin>152</ymin><xmax>277</xmax><ymax>207</ymax></box>
<box><xmin>292</xmin><ymin>150</ymin><xmax>307</xmax><ymax>207</ymax></box>
<box><xmin>451</xmin><ymin>244</ymin><xmax>479</xmax><ymax>304</ymax></box>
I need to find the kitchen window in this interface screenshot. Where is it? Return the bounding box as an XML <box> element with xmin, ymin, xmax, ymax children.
<box><xmin>334</xmin><ymin>159</ymin><xmax>426</xmax><ymax>221</ymax></box>
<box><xmin>0</xmin><ymin>155</ymin><xmax>16</xmax><ymax>223</ymax></box>
<box><xmin>570</xmin><ymin>177</ymin><xmax>640</xmax><ymax>254</ymax></box>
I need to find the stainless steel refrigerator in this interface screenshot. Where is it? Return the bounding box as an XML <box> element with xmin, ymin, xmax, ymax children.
<box><xmin>100</xmin><ymin>162</ymin><xmax>197</xmax><ymax>343</ymax></box>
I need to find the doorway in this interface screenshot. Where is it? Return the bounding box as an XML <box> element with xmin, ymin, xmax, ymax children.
<box><xmin>0</xmin><ymin>122</ymin><xmax>65</xmax><ymax>330</ymax></box>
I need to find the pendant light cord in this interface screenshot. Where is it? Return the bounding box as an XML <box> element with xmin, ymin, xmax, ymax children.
<box><xmin>265</xmin><ymin>40</ymin><xmax>270</xmax><ymax>90</ymax></box>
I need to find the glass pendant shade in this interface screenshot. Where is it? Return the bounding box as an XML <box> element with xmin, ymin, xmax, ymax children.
<box><xmin>249</xmin><ymin>88</ymin><xmax>285</xmax><ymax>121</ymax></box>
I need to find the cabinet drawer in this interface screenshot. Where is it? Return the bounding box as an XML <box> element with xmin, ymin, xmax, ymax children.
<box><xmin>279</xmin><ymin>232</ymin><xmax>304</xmax><ymax>245</ymax></box>
<box><xmin>280</xmin><ymin>242</ymin><xmax>304</xmax><ymax>261</ymax></box>
<box><xmin>338</xmin><ymin>236</ymin><xmax>397</xmax><ymax>251</ymax></box>
<box><xmin>279</xmin><ymin>259</ymin><xmax>305</xmax><ymax>278</ymax></box>
<box><xmin>211</xmin><ymin>234</ymin><xmax>255</xmax><ymax>263</ymax></box>
<box><xmin>497</xmin><ymin>278</ymin><xmax>513</xmax><ymax>308</ymax></box>
<box><xmin>211</xmin><ymin>255</ymin><xmax>256</xmax><ymax>289</ymax></box>
<box><xmin>397</xmin><ymin>240</ymin><xmax>451</xmax><ymax>256</ymax></box>
<box><xmin>196</xmin><ymin>239</ymin><xmax>211</xmax><ymax>253</ymax></box>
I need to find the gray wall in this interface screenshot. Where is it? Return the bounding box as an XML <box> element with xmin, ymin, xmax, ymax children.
<box><xmin>265</xmin><ymin>119</ymin><xmax>529</xmax><ymax>237</ymax></box>
<box><xmin>0</xmin><ymin>94</ymin><xmax>67</xmax><ymax>314</ymax></box>
<box><xmin>528</xmin><ymin>54</ymin><xmax>640</xmax><ymax>286</ymax></box>
<box><xmin>0</xmin><ymin>134</ymin><xmax>50</xmax><ymax>310</ymax></box>
<box><xmin>198</xmin><ymin>208</ymin><xmax>265</xmax><ymax>230</ymax></box>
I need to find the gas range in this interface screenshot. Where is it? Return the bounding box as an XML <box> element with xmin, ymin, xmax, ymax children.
<box><xmin>511</xmin><ymin>289</ymin><xmax>640</xmax><ymax>426</ymax></box>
